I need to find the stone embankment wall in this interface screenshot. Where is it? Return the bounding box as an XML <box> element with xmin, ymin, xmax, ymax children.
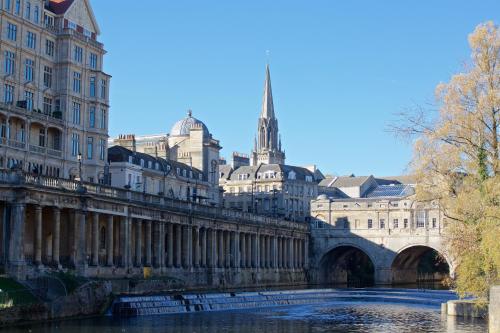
<box><xmin>0</xmin><ymin>281</ymin><xmax>112</xmax><ymax>327</ymax></box>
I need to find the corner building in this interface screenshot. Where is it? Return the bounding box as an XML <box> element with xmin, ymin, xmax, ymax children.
<box><xmin>0</xmin><ymin>0</ymin><xmax>110</xmax><ymax>182</ymax></box>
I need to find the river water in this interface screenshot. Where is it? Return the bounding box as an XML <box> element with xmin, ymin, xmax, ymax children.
<box><xmin>3</xmin><ymin>300</ymin><xmax>487</xmax><ymax>333</ymax></box>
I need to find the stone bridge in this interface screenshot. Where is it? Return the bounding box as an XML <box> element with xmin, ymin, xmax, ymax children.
<box><xmin>309</xmin><ymin>221</ymin><xmax>453</xmax><ymax>286</ymax></box>
<box><xmin>0</xmin><ymin>170</ymin><xmax>308</xmax><ymax>289</ymax></box>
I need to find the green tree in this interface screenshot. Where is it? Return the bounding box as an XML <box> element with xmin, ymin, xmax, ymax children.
<box><xmin>392</xmin><ymin>21</ymin><xmax>499</xmax><ymax>300</ymax></box>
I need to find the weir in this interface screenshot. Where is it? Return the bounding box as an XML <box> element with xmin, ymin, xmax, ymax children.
<box><xmin>111</xmin><ymin>289</ymin><xmax>459</xmax><ymax>317</ymax></box>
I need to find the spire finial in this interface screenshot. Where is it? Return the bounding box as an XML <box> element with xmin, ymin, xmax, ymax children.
<box><xmin>187</xmin><ymin>109</ymin><xmax>192</xmax><ymax>117</ymax></box>
<box><xmin>266</xmin><ymin>50</ymin><xmax>270</xmax><ymax>65</ymax></box>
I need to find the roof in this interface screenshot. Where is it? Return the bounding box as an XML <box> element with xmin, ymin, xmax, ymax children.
<box><xmin>48</xmin><ymin>0</ymin><xmax>74</xmax><ymax>14</ymax></box>
<box><xmin>224</xmin><ymin>163</ymin><xmax>315</xmax><ymax>182</ymax></box>
<box><xmin>108</xmin><ymin>146</ymin><xmax>204</xmax><ymax>180</ymax></box>
<box><xmin>170</xmin><ymin>110</ymin><xmax>209</xmax><ymax>137</ymax></box>
<box><xmin>365</xmin><ymin>184</ymin><xmax>415</xmax><ymax>198</ymax></box>
<box><xmin>376</xmin><ymin>175</ymin><xmax>417</xmax><ymax>185</ymax></box>
<box><xmin>219</xmin><ymin>165</ymin><xmax>233</xmax><ymax>180</ymax></box>
<box><xmin>330</xmin><ymin>175</ymin><xmax>372</xmax><ymax>188</ymax></box>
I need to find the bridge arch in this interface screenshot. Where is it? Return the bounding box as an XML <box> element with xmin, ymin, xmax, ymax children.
<box><xmin>319</xmin><ymin>243</ymin><xmax>376</xmax><ymax>287</ymax></box>
<box><xmin>391</xmin><ymin>244</ymin><xmax>451</xmax><ymax>287</ymax></box>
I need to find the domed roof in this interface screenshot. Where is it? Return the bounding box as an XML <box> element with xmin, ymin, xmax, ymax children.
<box><xmin>170</xmin><ymin>110</ymin><xmax>209</xmax><ymax>137</ymax></box>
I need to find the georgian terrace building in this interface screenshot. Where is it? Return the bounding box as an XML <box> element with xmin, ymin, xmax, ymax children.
<box><xmin>108</xmin><ymin>144</ymin><xmax>213</xmax><ymax>205</ymax></box>
<box><xmin>0</xmin><ymin>0</ymin><xmax>110</xmax><ymax>182</ymax></box>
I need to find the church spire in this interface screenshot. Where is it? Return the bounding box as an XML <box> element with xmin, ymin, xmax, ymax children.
<box><xmin>260</xmin><ymin>64</ymin><xmax>275</xmax><ymax>120</ymax></box>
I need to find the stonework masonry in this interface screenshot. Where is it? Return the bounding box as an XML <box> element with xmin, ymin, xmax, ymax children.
<box><xmin>0</xmin><ymin>170</ymin><xmax>308</xmax><ymax>288</ymax></box>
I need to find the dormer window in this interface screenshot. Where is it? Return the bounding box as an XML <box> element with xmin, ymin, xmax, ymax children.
<box><xmin>148</xmin><ymin>161</ymin><xmax>152</xmax><ymax>169</ymax></box>
<box><xmin>189</xmin><ymin>171</ymin><xmax>193</xmax><ymax>178</ymax></box>
<box><xmin>305</xmin><ymin>175</ymin><xmax>313</xmax><ymax>182</ymax></box>
<box><xmin>128</xmin><ymin>156</ymin><xmax>133</xmax><ymax>163</ymax></box>
<box><xmin>199</xmin><ymin>174</ymin><xmax>202</xmax><ymax>180</ymax></box>
<box><xmin>176</xmin><ymin>167</ymin><xmax>180</xmax><ymax>175</ymax></box>
<box><xmin>183</xmin><ymin>170</ymin><xmax>187</xmax><ymax>177</ymax></box>
<box><xmin>288</xmin><ymin>171</ymin><xmax>297</xmax><ymax>180</ymax></box>
<box><xmin>140</xmin><ymin>159</ymin><xmax>145</xmax><ymax>167</ymax></box>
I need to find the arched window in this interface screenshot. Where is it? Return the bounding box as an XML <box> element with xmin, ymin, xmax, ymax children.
<box><xmin>210</xmin><ymin>160</ymin><xmax>218</xmax><ymax>184</ymax></box>
<box><xmin>100</xmin><ymin>226</ymin><xmax>106</xmax><ymax>250</ymax></box>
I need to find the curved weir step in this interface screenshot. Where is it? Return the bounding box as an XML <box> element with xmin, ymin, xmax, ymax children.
<box><xmin>110</xmin><ymin>289</ymin><xmax>459</xmax><ymax>317</ymax></box>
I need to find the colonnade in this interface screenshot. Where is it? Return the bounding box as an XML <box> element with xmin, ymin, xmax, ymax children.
<box><xmin>2</xmin><ymin>203</ymin><xmax>309</xmax><ymax>275</ymax></box>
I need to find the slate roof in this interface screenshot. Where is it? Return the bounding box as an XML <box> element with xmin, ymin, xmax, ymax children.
<box><xmin>225</xmin><ymin>164</ymin><xmax>315</xmax><ymax>182</ymax></box>
<box><xmin>330</xmin><ymin>176</ymin><xmax>372</xmax><ymax>188</ymax></box>
<box><xmin>108</xmin><ymin>146</ymin><xmax>204</xmax><ymax>180</ymax></box>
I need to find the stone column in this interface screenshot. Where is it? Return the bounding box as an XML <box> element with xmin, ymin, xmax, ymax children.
<box><xmin>159</xmin><ymin>223</ymin><xmax>165</xmax><ymax>269</ymax></box>
<box><xmin>8</xmin><ymin>203</ymin><xmax>26</xmax><ymax>275</ymax></box>
<box><xmin>232</xmin><ymin>232</ymin><xmax>240</xmax><ymax>269</ymax></box>
<box><xmin>207</xmin><ymin>229</ymin><xmax>215</xmax><ymax>268</ymax></box>
<box><xmin>153</xmin><ymin>221</ymin><xmax>160</xmax><ymax>268</ymax></box>
<box><xmin>135</xmin><ymin>219</ymin><xmax>142</xmax><ymax>267</ymax></box>
<box><xmin>225</xmin><ymin>231</ymin><xmax>231</xmax><ymax>268</ymax></box>
<box><xmin>259</xmin><ymin>235</ymin><xmax>264</xmax><ymax>268</ymax></box>
<box><xmin>266</xmin><ymin>236</ymin><xmax>271</xmax><ymax>269</ymax></box>
<box><xmin>75</xmin><ymin>210</ymin><xmax>87</xmax><ymax>273</ymax></box>
<box><xmin>181</xmin><ymin>225</ymin><xmax>190</xmax><ymax>268</ymax></box>
<box><xmin>146</xmin><ymin>220</ymin><xmax>152</xmax><ymax>267</ymax></box>
<box><xmin>246</xmin><ymin>234</ymin><xmax>251</xmax><ymax>268</ymax></box>
<box><xmin>201</xmin><ymin>228</ymin><xmax>207</xmax><ymax>268</ymax></box>
<box><xmin>304</xmin><ymin>238</ymin><xmax>309</xmax><ymax>269</ymax></box>
<box><xmin>106</xmin><ymin>215</ymin><xmax>114</xmax><ymax>267</ymax></box>
<box><xmin>91</xmin><ymin>212</ymin><xmax>99</xmax><ymax>266</ymax></box>
<box><xmin>52</xmin><ymin>207</ymin><xmax>60</xmax><ymax>267</ymax></box>
<box><xmin>251</xmin><ymin>234</ymin><xmax>257</xmax><ymax>268</ymax></box>
<box><xmin>175</xmin><ymin>224</ymin><xmax>182</xmax><ymax>268</ymax></box>
<box><xmin>240</xmin><ymin>233</ymin><xmax>246</xmax><ymax>268</ymax></box>
<box><xmin>272</xmin><ymin>236</ymin><xmax>277</xmax><ymax>269</ymax></box>
<box><xmin>34</xmin><ymin>205</ymin><xmax>43</xmax><ymax>266</ymax></box>
<box><xmin>289</xmin><ymin>238</ymin><xmax>294</xmax><ymax>269</ymax></box>
<box><xmin>218</xmin><ymin>230</ymin><xmax>224</xmax><ymax>268</ymax></box>
<box><xmin>127</xmin><ymin>217</ymin><xmax>133</xmax><ymax>268</ymax></box>
<box><xmin>167</xmin><ymin>223</ymin><xmax>174</xmax><ymax>268</ymax></box>
<box><xmin>193</xmin><ymin>226</ymin><xmax>200</xmax><ymax>268</ymax></box>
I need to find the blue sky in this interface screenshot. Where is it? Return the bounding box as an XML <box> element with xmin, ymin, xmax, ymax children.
<box><xmin>91</xmin><ymin>0</ymin><xmax>499</xmax><ymax>177</ymax></box>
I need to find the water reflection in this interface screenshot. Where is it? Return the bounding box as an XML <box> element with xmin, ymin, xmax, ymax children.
<box><xmin>3</xmin><ymin>302</ymin><xmax>486</xmax><ymax>333</ymax></box>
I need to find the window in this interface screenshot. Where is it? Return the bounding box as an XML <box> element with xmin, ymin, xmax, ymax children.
<box><xmin>73</xmin><ymin>72</ymin><xmax>81</xmax><ymax>93</ymax></box>
<box><xmin>25</xmin><ymin>1</ymin><xmax>30</xmax><ymax>19</ymax></box>
<box><xmin>45</xmin><ymin>39</ymin><xmax>55</xmax><ymax>57</ymax></box>
<box><xmin>87</xmin><ymin>137</ymin><xmax>93</xmax><ymax>159</ymax></box>
<box><xmin>416</xmin><ymin>210</ymin><xmax>426</xmax><ymax>228</ymax></box>
<box><xmin>380</xmin><ymin>219</ymin><xmax>385</xmax><ymax>229</ymax></box>
<box><xmin>71</xmin><ymin>133</ymin><xmax>80</xmax><ymax>156</ymax></box>
<box><xmin>4</xmin><ymin>51</ymin><xmax>15</xmax><ymax>75</ymax></box>
<box><xmin>89</xmin><ymin>106</ymin><xmax>96</xmax><ymax>128</ymax></box>
<box><xmin>26</xmin><ymin>31</ymin><xmax>36</xmax><ymax>49</ymax></box>
<box><xmin>25</xmin><ymin>91</ymin><xmax>33</xmax><ymax>110</ymax></box>
<box><xmin>38</xmin><ymin>128</ymin><xmax>45</xmax><ymax>147</ymax></box>
<box><xmin>368</xmin><ymin>219</ymin><xmax>373</xmax><ymax>229</ymax></box>
<box><xmin>72</xmin><ymin>102</ymin><xmax>81</xmax><ymax>124</ymax></box>
<box><xmin>100</xmin><ymin>79</ymin><xmax>106</xmax><ymax>99</ymax></box>
<box><xmin>14</xmin><ymin>0</ymin><xmax>20</xmax><ymax>14</ymax></box>
<box><xmin>99</xmin><ymin>108</ymin><xmax>106</xmax><ymax>129</ymax></box>
<box><xmin>43</xmin><ymin>66</ymin><xmax>52</xmax><ymax>88</ymax></box>
<box><xmin>4</xmin><ymin>0</ymin><xmax>11</xmax><ymax>10</ymax></box>
<box><xmin>33</xmin><ymin>5</ymin><xmax>39</xmax><ymax>23</ymax></box>
<box><xmin>432</xmin><ymin>218</ymin><xmax>437</xmax><ymax>228</ymax></box>
<box><xmin>393</xmin><ymin>219</ymin><xmax>399</xmax><ymax>229</ymax></box>
<box><xmin>74</xmin><ymin>46</ymin><xmax>83</xmax><ymax>63</ymax></box>
<box><xmin>7</xmin><ymin>23</ymin><xmax>17</xmax><ymax>41</ymax></box>
<box><xmin>404</xmin><ymin>218</ymin><xmax>409</xmax><ymax>228</ymax></box>
<box><xmin>25</xmin><ymin>59</ymin><xmax>34</xmax><ymax>81</ymax></box>
<box><xmin>89</xmin><ymin>53</ymin><xmax>97</xmax><ymax>69</ymax></box>
<box><xmin>89</xmin><ymin>77</ymin><xmax>96</xmax><ymax>97</ymax></box>
<box><xmin>43</xmin><ymin>97</ymin><xmax>52</xmax><ymax>114</ymax></box>
<box><xmin>4</xmin><ymin>84</ymin><xmax>14</xmax><ymax>104</ymax></box>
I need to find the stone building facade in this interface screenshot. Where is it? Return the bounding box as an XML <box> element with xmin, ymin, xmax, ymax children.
<box><xmin>0</xmin><ymin>169</ymin><xmax>309</xmax><ymax>288</ymax></box>
<box><xmin>0</xmin><ymin>0</ymin><xmax>110</xmax><ymax>182</ymax></box>
<box><xmin>220</xmin><ymin>162</ymin><xmax>319</xmax><ymax>222</ymax></box>
<box><xmin>108</xmin><ymin>144</ymin><xmax>212</xmax><ymax>204</ymax></box>
<box><xmin>110</xmin><ymin>111</ymin><xmax>221</xmax><ymax>206</ymax></box>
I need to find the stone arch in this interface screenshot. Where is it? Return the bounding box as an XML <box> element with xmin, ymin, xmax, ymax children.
<box><xmin>319</xmin><ymin>243</ymin><xmax>376</xmax><ymax>287</ymax></box>
<box><xmin>391</xmin><ymin>244</ymin><xmax>451</xmax><ymax>286</ymax></box>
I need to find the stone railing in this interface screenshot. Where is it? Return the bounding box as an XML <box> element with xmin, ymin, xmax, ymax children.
<box><xmin>0</xmin><ymin>170</ymin><xmax>308</xmax><ymax>232</ymax></box>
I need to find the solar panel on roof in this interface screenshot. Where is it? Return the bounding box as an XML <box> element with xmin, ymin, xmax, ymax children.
<box><xmin>365</xmin><ymin>185</ymin><xmax>414</xmax><ymax>198</ymax></box>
